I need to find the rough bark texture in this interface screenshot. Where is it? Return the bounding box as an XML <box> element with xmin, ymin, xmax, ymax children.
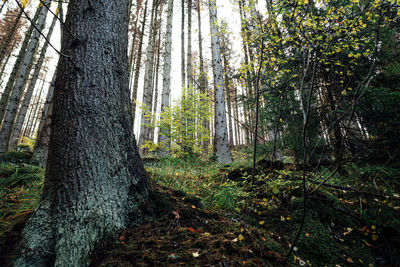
<box><xmin>0</xmin><ymin>5</ymin><xmax>42</xmax><ymax>124</ymax></box>
<box><xmin>14</xmin><ymin>0</ymin><xmax>149</xmax><ymax>266</ymax></box>
<box><xmin>0</xmin><ymin>0</ymin><xmax>51</xmax><ymax>151</ymax></box>
<box><xmin>159</xmin><ymin>0</ymin><xmax>174</xmax><ymax>156</ymax></box>
<box><xmin>208</xmin><ymin>0</ymin><xmax>232</xmax><ymax>164</ymax></box>
<box><xmin>9</xmin><ymin>11</ymin><xmax>57</xmax><ymax>150</ymax></box>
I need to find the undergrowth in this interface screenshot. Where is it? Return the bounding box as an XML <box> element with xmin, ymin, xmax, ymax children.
<box><xmin>0</xmin><ymin>150</ymin><xmax>399</xmax><ymax>266</ymax></box>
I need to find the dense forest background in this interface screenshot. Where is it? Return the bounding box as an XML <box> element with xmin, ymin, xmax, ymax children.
<box><xmin>0</xmin><ymin>0</ymin><xmax>400</xmax><ymax>266</ymax></box>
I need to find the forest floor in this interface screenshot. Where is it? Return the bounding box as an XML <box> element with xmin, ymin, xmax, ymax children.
<box><xmin>1</xmin><ymin>149</ymin><xmax>400</xmax><ymax>266</ymax></box>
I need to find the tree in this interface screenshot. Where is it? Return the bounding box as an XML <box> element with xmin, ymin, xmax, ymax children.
<box><xmin>159</xmin><ymin>0</ymin><xmax>174</xmax><ymax>156</ymax></box>
<box><xmin>14</xmin><ymin>0</ymin><xmax>149</xmax><ymax>265</ymax></box>
<box><xmin>0</xmin><ymin>3</ymin><xmax>42</xmax><ymax>124</ymax></box>
<box><xmin>0</xmin><ymin>0</ymin><xmax>51</xmax><ymax>152</ymax></box>
<box><xmin>208</xmin><ymin>0</ymin><xmax>232</xmax><ymax>163</ymax></box>
<box><xmin>9</xmin><ymin>8</ymin><xmax>58</xmax><ymax>150</ymax></box>
<box><xmin>138</xmin><ymin>0</ymin><xmax>159</xmax><ymax>154</ymax></box>
<box><xmin>132</xmin><ymin>0</ymin><xmax>149</xmax><ymax>125</ymax></box>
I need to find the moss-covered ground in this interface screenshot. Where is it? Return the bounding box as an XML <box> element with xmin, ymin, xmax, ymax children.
<box><xmin>1</xmin><ymin>150</ymin><xmax>400</xmax><ymax>266</ymax></box>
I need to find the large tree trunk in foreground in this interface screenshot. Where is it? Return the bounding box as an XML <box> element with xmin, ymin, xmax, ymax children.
<box><xmin>209</xmin><ymin>0</ymin><xmax>232</xmax><ymax>164</ymax></box>
<box><xmin>14</xmin><ymin>1</ymin><xmax>149</xmax><ymax>266</ymax></box>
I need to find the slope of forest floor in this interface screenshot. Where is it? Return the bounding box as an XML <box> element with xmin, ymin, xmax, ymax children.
<box><xmin>1</xmin><ymin>149</ymin><xmax>400</xmax><ymax>266</ymax></box>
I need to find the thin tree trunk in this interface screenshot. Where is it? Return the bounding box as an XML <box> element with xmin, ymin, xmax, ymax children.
<box><xmin>31</xmin><ymin>71</ymin><xmax>56</xmax><ymax>166</ymax></box>
<box><xmin>0</xmin><ymin>5</ymin><xmax>43</xmax><ymax>124</ymax></box>
<box><xmin>15</xmin><ymin>0</ymin><xmax>149</xmax><ymax>265</ymax></box>
<box><xmin>223</xmin><ymin>55</ymin><xmax>234</xmax><ymax>147</ymax></box>
<box><xmin>186</xmin><ymin>0</ymin><xmax>193</xmax><ymax>89</ymax></box>
<box><xmin>159</xmin><ymin>0</ymin><xmax>174</xmax><ymax>156</ymax></box>
<box><xmin>26</xmin><ymin>79</ymin><xmax>45</xmax><ymax>138</ymax></box>
<box><xmin>150</xmin><ymin>2</ymin><xmax>163</xmax><ymax>143</ymax></box>
<box><xmin>181</xmin><ymin>0</ymin><xmax>185</xmax><ymax>90</ymax></box>
<box><xmin>0</xmin><ymin>1</ymin><xmax>6</xmax><ymax>14</ymax></box>
<box><xmin>0</xmin><ymin>0</ymin><xmax>51</xmax><ymax>152</ymax></box>
<box><xmin>209</xmin><ymin>0</ymin><xmax>232</xmax><ymax>164</ymax></box>
<box><xmin>0</xmin><ymin>8</ymin><xmax>23</xmax><ymax>66</ymax></box>
<box><xmin>9</xmin><ymin>11</ymin><xmax>57</xmax><ymax>150</ymax></box>
<box><xmin>0</xmin><ymin>41</ymin><xmax>15</xmax><ymax>86</ymax></box>
<box><xmin>128</xmin><ymin>0</ymin><xmax>142</xmax><ymax>80</ymax></box>
<box><xmin>138</xmin><ymin>0</ymin><xmax>159</xmax><ymax>154</ymax></box>
<box><xmin>132</xmin><ymin>0</ymin><xmax>149</xmax><ymax>125</ymax></box>
<box><xmin>197</xmin><ymin>0</ymin><xmax>208</xmax><ymax>152</ymax></box>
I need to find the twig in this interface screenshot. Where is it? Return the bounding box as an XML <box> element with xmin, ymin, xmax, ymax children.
<box><xmin>38</xmin><ymin>0</ymin><xmax>75</xmax><ymax>39</ymax></box>
<box><xmin>307</xmin><ymin>178</ymin><xmax>400</xmax><ymax>201</ymax></box>
<box><xmin>14</xmin><ymin>0</ymin><xmax>78</xmax><ymax>70</ymax></box>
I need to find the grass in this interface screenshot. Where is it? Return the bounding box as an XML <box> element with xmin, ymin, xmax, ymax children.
<box><xmin>0</xmin><ymin>150</ymin><xmax>399</xmax><ymax>266</ymax></box>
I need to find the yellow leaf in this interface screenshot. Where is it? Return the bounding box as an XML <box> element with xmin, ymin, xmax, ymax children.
<box><xmin>259</xmin><ymin>221</ymin><xmax>265</xmax><ymax>225</ymax></box>
<box><xmin>238</xmin><ymin>234</ymin><xmax>244</xmax><ymax>241</ymax></box>
<box><xmin>371</xmin><ymin>234</ymin><xmax>379</xmax><ymax>241</ymax></box>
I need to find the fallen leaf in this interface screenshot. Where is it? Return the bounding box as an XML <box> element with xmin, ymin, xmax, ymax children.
<box><xmin>238</xmin><ymin>234</ymin><xmax>244</xmax><ymax>241</ymax></box>
<box><xmin>188</xmin><ymin>227</ymin><xmax>195</xmax><ymax>232</ymax></box>
<box><xmin>259</xmin><ymin>221</ymin><xmax>265</xmax><ymax>225</ymax></box>
<box><xmin>192</xmin><ymin>252</ymin><xmax>200</xmax><ymax>258</ymax></box>
<box><xmin>346</xmin><ymin>257</ymin><xmax>354</xmax><ymax>263</ymax></box>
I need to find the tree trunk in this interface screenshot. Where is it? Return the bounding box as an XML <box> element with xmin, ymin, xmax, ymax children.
<box><xmin>186</xmin><ymin>0</ymin><xmax>193</xmax><ymax>89</ymax></box>
<box><xmin>181</xmin><ymin>0</ymin><xmax>185</xmax><ymax>90</ymax></box>
<box><xmin>26</xmin><ymin>78</ymin><xmax>45</xmax><ymax>138</ymax></box>
<box><xmin>31</xmin><ymin>72</ymin><xmax>56</xmax><ymax>166</ymax></box>
<box><xmin>0</xmin><ymin>5</ymin><xmax>43</xmax><ymax>124</ymax></box>
<box><xmin>208</xmin><ymin>0</ymin><xmax>232</xmax><ymax>164</ymax></box>
<box><xmin>0</xmin><ymin>0</ymin><xmax>51</xmax><ymax>152</ymax></box>
<box><xmin>9</xmin><ymin>11</ymin><xmax>58</xmax><ymax>150</ymax></box>
<box><xmin>138</xmin><ymin>0</ymin><xmax>159</xmax><ymax>154</ymax></box>
<box><xmin>197</xmin><ymin>0</ymin><xmax>209</xmax><ymax>152</ymax></box>
<box><xmin>150</xmin><ymin>3</ymin><xmax>163</xmax><ymax>143</ymax></box>
<box><xmin>0</xmin><ymin>1</ymin><xmax>5</xmax><ymax>14</ymax></box>
<box><xmin>223</xmin><ymin>55</ymin><xmax>234</xmax><ymax>147</ymax></box>
<box><xmin>159</xmin><ymin>0</ymin><xmax>174</xmax><ymax>156</ymax></box>
<box><xmin>132</xmin><ymin>0</ymin><xmax>149</xmax><ymax>125</ymax></box>
<box><xmin>14</xmin><ymin>0</ymin><xmax>149</xmax><ymax>265</ymax></box>
<box><xmin>0</xmin><ymin>41</ymin><xmax>15</xmax><ymax>86</ymax></box>
<box><xmin>0</xmin><ymin>8</ymin><xmax>23</xmax><ymax>67</ymax></box>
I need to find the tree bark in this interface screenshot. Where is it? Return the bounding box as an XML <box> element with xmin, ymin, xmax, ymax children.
<box><xmin>138</xmin><ymin>0</ymin><xmax>159</xmax><ymax>154</ymax></box>
<box><xmin>132</xmin><ymin>0</ymin><xmax>149</xmax><ymax>125</ymax></box>
<box><xmin>208</xmin><ymin>0</ymin><xmax>232</xmax><ymax>164</ymax></box>
<box><xmin>31</xmin><ymin>72</ymin><xmax>55</xmax><ymax>166</ymax></box>
<box><xmin>0</xmin><ymin>4</ymin><xmax>43</xmax><ymax>124</ymax></box>
<box><xmin>197</xmin><ymin>0</ymin><xmax>209</xmax><ymax>152</ymax></box>
<box><xmin>186</xmin><ymin>0</ymin><xmax>193</xmax><ymax>89</ymax></box>
<box><xmin>0</xmin><ymin>0</ymin><xmax>51</xmax><ymax>152</ymax></box>
<box><xmin>159</xmin><ymin>0</ymin><xmax>174</xmax><ymax>156</ymax></box>
<box><xmin>9</xmin><ymin>11</ymin><xmax>58</xmax><ymax>150</ymax></box>
<box><xmin>14</xmin><ymin>0</ymin><xmax>149</xmax><ymax>266</ymax></box>
<box><xmin>0</xmin><ymin>8</ymin><xmax>23</xmax><ymax>67</ymax></box>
